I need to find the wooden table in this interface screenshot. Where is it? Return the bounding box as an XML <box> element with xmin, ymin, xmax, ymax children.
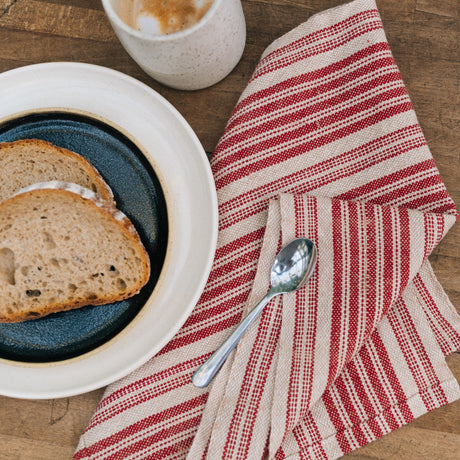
<box><xmin>0</xmin><ymin>1</ymin><xmax>458</xmax><ymax>458</ymax></box>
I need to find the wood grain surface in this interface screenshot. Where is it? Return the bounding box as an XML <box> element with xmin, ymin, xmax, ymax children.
<box><xmin>0</xmin><ymin>1</ymin><xmax>458</xmax><ymax>458</ymax></box>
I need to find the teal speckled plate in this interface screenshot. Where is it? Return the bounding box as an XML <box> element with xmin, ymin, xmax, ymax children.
<box><xmin>0</xmin><ymin>111</ymin><xmax>168</xmax><ymax>362</ymax></box>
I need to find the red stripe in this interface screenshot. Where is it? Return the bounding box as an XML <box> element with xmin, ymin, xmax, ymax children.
<box><xmin>364</xmin><ymin>203</ymin><xmax>378</xmax><ymax>340</ymax></box>
<box><xmin>137</xmin><ymin>434</ymin><xmax>196</xmax><ymax>460</ymax></box>
<box><xmin>217</xmin><ymin>57</ymin><xmax>399</xmax><ymax>156</ymax></box>
<box><xmin>219</xmin><ymin>201</ymin><xmax>269</xmax><ymax>231</ymax></box>
<box><xmin>334</xmin><ymin>374</ymin><xmax>366</xmax><ymax>432</ymax></box>
<box><xmin>100</xmin><ymin>416</ymin><xmax>201</xmax><ymax>460</ymax></box>
<box><xmin>292</xmin><ymin>413</ymin><xmax>328</xmax><ymax>459</ymax></box>
<box><xmin>345</xmin><ymin>200</ymin><xmax>362</xmax><ymax>362</ymax></box>
<box><xmin>195</xmin><ymin>269</ymin><xmax>256</xmax><ymax>306</ymax></box>
<box><xmin>74</xmin><ymin>394</ymin><xmax>208</xmax><ymax>459</ymax></box>
<box><xmin>173</xmin><ymin>292</ymin><xmax>251</xmax><ymax>343</ymax></box>
<box><xmin>412</xmin><ymin>274</ymin><xmax>460</xmax><ymax>355</ymax></box>
<box><xmin>217</xmin><ymin>127</ymin><xmax>426</xmax><ymax>230</ymax></box>
<box><xmin>360</xmin><ymin>331</ymin><xmax>409</xmax><ymax>419</ymax></box>
<box><xmin>205</xmin><ymin>248</ymin><xmax>260</xmax><ymax>282</ymax></box>
<box><xmin>215</xmin><ymin>99</ymin><xmax>413</xmax><ymax>190</ymax></box>
<box><xmin>335</xmin><ymin>159</ymin><xmax>455</xmax><ymax>211</ymax></box>
<box><xmin>351</xmin><ymin>424</ymin><xmax>370</xmax><ymax>449</ymax></box>
<box><xmin>357</xmin><ymin>346</ymin><xmax>393</xmax><ymax>413</ymax></box>
<box><xmin>286</xmin><ymin>196</ymin><xmax>327</xmax><ymax>456</ymax></box>
<box><xmin>212</xmin><ymin>229</ymin><xmax>264</xmax><ymax>261</ymax></box>
<box><xmin>213</xmin><ymin>74</ymin><xmax>406</xmax><ymax>177</ymax></box>
<box><xmin>86</xmin><ymin>356</ymin><xmax>209</xmax><ymax>431</ymax></box>
<box><xmin>429</xmin><ymin>204</ymin><xmax>459</xmax><ymax>216</ymax></box>
<box><xmin>322</xmin><ymin>329</ymin><xmax>412</xmax><ymax>457</ymax></box>
<box><xmin>401</xmin><ymin>191</ymin><xmax>456</xmax><ymax>215</ymax></box>
<box><xmin>370</xmin><ymin>317</ymin><xmax>412</xmax><ymax>418</ymax></box>
<box><xmin>218</xmin><ymin>125</ymin><xmax>424</xmax><ymax>211</ymax></box>
<box><xmin>226</xmin><ymin>41</ymin><xmax>391</xmax><ymax>129</ymax></box>
<box><xmin>251</xmin><ymin>12</ymin><xmax>382</xmax><ymax>81</ymax></box>
<box><xmin>387</xmin><ymin>301</ymin><xmax>448</xmax><ymax>411</ymax></box>
<box><xmin>222</xmin><ymin>297</ymin><xmax>283</xmax><ymax>458</ymax></box>
<box><xmin>274</xmin><ymin>446</ymin><xmax>286</xmax><ymax>460</ymax></box>
<box><xmin>374</xmin><ymin>178</ymin><xmax>450</xmax><ymax>211</ymax></box>
<box><xmin>322</xmin><ymin>388</ymin><xmax>352</xmax><ymax>454</ymax></box>
<box><xmin>398</xmin><ymin>207</ymin><xmax>411</xmax><ymax>299</ymax></box>
<box><xmin>346</xmin><ymin>360</ymin><xmax>383</xmax><ymax>438</ymax></box>
<box><xmin>285</xmin><ymin>196</ymin><xmax>317</xmax><ymax>427</ymax></box>
<box><xmin>255</xmin><ymin>10</ymin><xmax>380</xmax><ymax>72</ymax></box>
<box><xmin>424</xmin><ymin>212</ymin><xmax>433</xmax><ymax>261</ymax></box>
<box><xmin>381</xmin><ymin>205</ymin><xmax>394</xmax><ymax>305</ymax></box>
<box><xmin>160</xmin><ymin>311</ymin><xmax>243</xmax><ymax>355</ymax></box>
<box><xmin>181</xmin><ymin>291</ymin><xmax>251</xmax><ymax>332</ymax></box>
<box><xmin>329</xmin><ymin>199</ymin><xmax>344</xmax><ymax>386</ymax></box>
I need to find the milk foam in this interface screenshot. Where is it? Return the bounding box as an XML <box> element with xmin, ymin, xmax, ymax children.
<box><xmin>118</xmin><ymin>0</ymin><xmax>213</xmax><ymax>36</ymax></box>
<box><xmin>137</xmin><ymin>14</ymin><xmax>162</xmax><ymax>35</ymax></box>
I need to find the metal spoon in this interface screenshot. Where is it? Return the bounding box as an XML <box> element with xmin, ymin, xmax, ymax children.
<box><xmin>192</xmin><ymin>238</ymin><xmax>317</xmax><ymax>388</ymax></box>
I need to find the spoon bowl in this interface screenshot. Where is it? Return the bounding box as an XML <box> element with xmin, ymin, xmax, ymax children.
<box><xmin>270</xmin><ymin>238</ymin><xmax>316</xmax><ymax>293</ymax></box>
<box><xmin>192</xmin><ymin>238</ymin><xmax>317</xmax><ymax>387</ymax></box>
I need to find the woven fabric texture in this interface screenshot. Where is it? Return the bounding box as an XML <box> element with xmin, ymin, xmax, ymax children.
<box><xmin>75</xmin><ymin>0</ymin><xmax>460</xmax><ymax>458</ymax></box>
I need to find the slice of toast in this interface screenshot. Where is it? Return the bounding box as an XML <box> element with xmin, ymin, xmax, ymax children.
<box><xmin>0</xmin><ymin>182</ymin><xmax>150</xmax><ymax>322</ymax></box>
<box><xmin>0</xmin><ymin>139</ymin><xmax>114</xmax><ymax>202</ymax></box>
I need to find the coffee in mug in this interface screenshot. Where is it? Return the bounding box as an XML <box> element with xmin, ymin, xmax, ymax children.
<box><xmin>102</xmin><ymin>0</ymin><xmax>245</xmax><ymax>90</ymax></box>
<box><xmin>118</xmin><ymin>0</ymin><xmax>214</xmax><ymax>35</ymax></box>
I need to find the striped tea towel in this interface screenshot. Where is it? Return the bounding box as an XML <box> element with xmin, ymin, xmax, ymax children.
<box><xmin>75</xmin><ymin>0</ymin><xmax>460</xmax><ymax>458</ymax></box>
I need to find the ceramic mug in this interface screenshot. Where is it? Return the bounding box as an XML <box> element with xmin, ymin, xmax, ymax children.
<box><xmin>102</xmin><ymin>0</ymin><xmax>246</xmax><ymax>90</ymax></box>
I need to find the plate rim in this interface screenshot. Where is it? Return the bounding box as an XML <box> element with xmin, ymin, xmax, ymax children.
<box><xmin>0</xmin><ymin>62</ymin><xmax>218</xmax><ymax>398</ymax></box>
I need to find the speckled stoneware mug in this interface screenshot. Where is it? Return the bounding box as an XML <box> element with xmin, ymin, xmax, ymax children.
<box><xmin>102</xmin><ymin>0</ymin><xmax>246</xmax><ymax>90</ymax></box>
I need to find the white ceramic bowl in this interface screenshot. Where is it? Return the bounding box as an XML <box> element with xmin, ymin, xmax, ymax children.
<box><xmin>0</xmin><ymin>63</ymin><xmax>218</xmax><ymax>398</ymax></box>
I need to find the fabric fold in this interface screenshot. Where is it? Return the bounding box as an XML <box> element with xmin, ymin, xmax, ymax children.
<box><xmin>190</xmin><ymin>193</ymin><xmax>458</xmax><ymax>459</ymax></box>
<box><xmin>187</xmin><ymin>199</ymin><xmax>283</xmax><ymax>460</ymax></box>
<box><xmin>270</xmin><ymin>194</ymin><xmax>458</xmax><ymax>457</ymax></box>
<box><xmin>75</xmin><ymin>1</ymin><xmax>459</xmax><ymax>458</ymax></box>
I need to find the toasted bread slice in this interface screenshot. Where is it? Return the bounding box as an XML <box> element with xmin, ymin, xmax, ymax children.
<box><xmin>0</xmin><ymin>139</ymin><xmax>114</xmax><ymax>202</ymax></box>
<box><xmin>0</xmin><ymin>182</ymin><xmax>150</xmax><ymax>322</ymax></box>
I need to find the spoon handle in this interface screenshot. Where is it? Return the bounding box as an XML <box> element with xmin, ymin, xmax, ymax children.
<box><xmin>192</xmin><ymin>291</ymin><xmax>277</xmax><ymax>388</ymax></box>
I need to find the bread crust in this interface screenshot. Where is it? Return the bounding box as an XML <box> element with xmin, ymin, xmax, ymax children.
<box><xmin>0</xmin><ymin>186</ymin><xmax>150</xmax><ymax>323</ymax></box>
<box><xmin>0</xmin><ymin>139</ymin><xmax>114</xmax><ymax>202</ymax></box>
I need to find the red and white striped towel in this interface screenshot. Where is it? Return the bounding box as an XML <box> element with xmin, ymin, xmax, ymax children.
<box><xmin>75</xmin><ymin>0</ymin><xmax>460</xmax><ymax>458</ymax></box>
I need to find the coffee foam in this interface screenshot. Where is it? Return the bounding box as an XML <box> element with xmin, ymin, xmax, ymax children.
<box><xmin>118</xmin><ymin>0</ymin><xmax>213</xmax><ymax>36</ymax></box>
